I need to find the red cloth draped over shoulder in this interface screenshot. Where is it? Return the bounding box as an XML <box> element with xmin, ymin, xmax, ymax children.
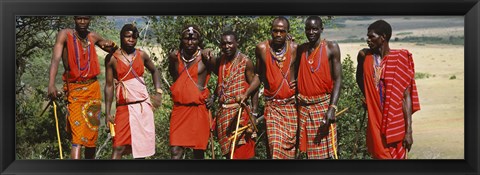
<box><xmin>169</xmin><ymin>51</ymin><xmax>211</xmax><ymax>150</ymax></box>
<box><xmin>62</xmin><ymin>30</ymin><xmax>100</xmax><ymax>82</ymax></box>
<box><xmin>114</xmin><ymin>49</ymin><xmax>145</xmax><ymax>105</ymax></box>
<box><xmin>263</xmin><ymin>41</ymin><xmax>295</xmax><ymax>99</ymax></box>
<box><xmin>170</xmin><ymin>52</ymin><xmax>210</xmax><ymax>105</ymax></box>
<box><xmin>380</xmin><ymin>49</ymin><xmax>420</xmax><ymax>144</ymax></box>
<box><xmin>298</xmin><ymin>40</ymin><xmax>333</xmax><ymax>96</ymax></box>
<box><xmin>115</xmin><ymin>49</ymin><xmax>144</xmax><ymax>82</ymax></box>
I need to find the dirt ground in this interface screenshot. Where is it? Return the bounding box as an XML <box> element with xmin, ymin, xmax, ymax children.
<box><xmin>339</xmin><ymin>42</ymin><xmax>464</xmax><ymax>159</ymax></box>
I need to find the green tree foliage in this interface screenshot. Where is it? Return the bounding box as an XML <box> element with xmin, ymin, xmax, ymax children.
<box><xmin>16</xmin><ymin>16</ymin><xmax>369</xmax><ymax>160</ymax></box>
<box><xmin>337</xmin><ymin>54</ymin><xmax>370</xmax><ymax>159</ymax></box>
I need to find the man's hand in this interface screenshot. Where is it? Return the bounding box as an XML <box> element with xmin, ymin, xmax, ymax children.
<box><xmin>201</xmin><ymin>48</ymin><xmax>214</xmax><ymax>61</ymax></box>
<box><xmin>105</xmin><ymin>114</ymin><xmax>115</xmax><ymax>134</ymax></box>
<box><xmin>235</xmin><ymin>94</ymin><xmax>248</xmax><ymax>104</ymax></box>
<box><xmin>403</xmin><ymin>131</ymin><xmax>413</xmax><ymax>152</ymax></box>
<box><xmin>324</xmin><ymin>107</ymin><xmax>336</xmax><ymax>127</ymax></box>
<box><xmin>151</xmin><ymin>93</ymin><xmax>163</xmax><ymax>109</ymax></box>
<box><xmin>289</xmin><ymin>80</ymin><xmax>297</xmax><ymax>90</ymax></box>
<box><xmin>205</xmin><ymin>94</ymin><xmax>216</xmax><ymax>109</ymax></box>
<box><xmin>48</xmin><ymin>85</ymin><xmax>60</xmax><ymax>100</ymax></box>
<box><xmin>105</xmin><ymin>114</ymin><xmax>115</xmax><ymax>125</ymax></box>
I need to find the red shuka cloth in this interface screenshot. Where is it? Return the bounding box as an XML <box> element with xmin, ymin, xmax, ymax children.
<box><xmin>298</xmin><ymin>40</ymin><xmax>333</xmax><ymax>96</ymax></box>
<box><xmin>297</xmin><ymin>41</ymin><xmax>337</xmax><ymax>158</ymax></box>
<box><xmin>62</xmin><ymin>31</ymin><xmax>100</xmax><ymax>82</ymax></box>
<box><xmin>169</xmin><ymin>52</ymin><xmax>211</xmax><ymax>150</ymax></box>
<box><xmin>363</xmin><ymin>49</ymin><xmax>420</xmax><ymax>159</ymax></box>
<box><xmin>263</xmin><ymin>41</ymin><xmax>295</xmax><ymax>99</ymax></box>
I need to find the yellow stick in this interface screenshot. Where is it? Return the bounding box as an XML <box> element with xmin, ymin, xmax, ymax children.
<box><xmin>109</xmin><ymin>122</ymin><xmax>116</xmax><ymax>137</ymax></box>
<box><xmin>329</xmin><ymin>107</ymin><xmax>348</xmax><ymax>160</ymax></box>
<box><xmin>230</xmin><ymin>107</ymin><xmax>243</xmax><ymax>159</ymax></box>
<box><xmin>330</xmin><ymin>125</ymin><xmax>338</xmax><ymax>159</ymax></box>
<box><xmin>53</xmin><ymin>101</ymin><xmax>63</xmax><ymax>159</ymax></box>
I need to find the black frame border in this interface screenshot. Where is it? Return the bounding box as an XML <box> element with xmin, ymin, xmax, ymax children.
<box><xmin>1</xmin><ymin>0</ymin><xmax>479</xmax><ymax>174</ymax></box>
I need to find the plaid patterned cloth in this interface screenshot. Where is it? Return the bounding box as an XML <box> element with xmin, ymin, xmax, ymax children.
<box><xmin>217</xmin><ymin>57</ymin><xmax>255</xmax><ymax>157</ymax></box>
<box><xmin>218</xmin><ymin>58</ymin><xmax>248</xmax><ymax>104</ymax></box>
<box><xmin>298</xmin><ymin>93</ymin><xmax>337</xmax><ymax>159</ymax></box>
<box><xmin>264</xmin><ymin>98</ymin><xmax>297</xmax><ymax>159</ymax></box>
<box><xmin>217</xmin><ymin>105</ymin><xmax>255</xmax><ymax>157</ymax></box>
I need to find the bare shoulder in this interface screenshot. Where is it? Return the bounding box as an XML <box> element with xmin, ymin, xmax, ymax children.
<box><xmin>56</xmin><ymin>28</ymin><xmax>71</xmax><ymax>40</ymax></box>
<box><xmin>105</xmin><ymin>50</ymin><xmax>118</xmax><ymax>66</ymax></box>
<box><xmin>58</xmin><ymin>28</ymin><xmax>72</xmax><ymax>35</ymax></box>
<box><xmin>242</xmin><ymin>53</ymin><xmax>253</xmax><ymax>64</ymax></box>
<box><xmin>357</xmin><ymin>48</ymin><xmax>370</xmax><ymax>62</ymax></box>
<box><xmin>326</xmin><ymin>40</ymin><xmax>339</xmax><ymax>49</ymax></box>
<box><xmin>256</xmin><ymin>41</ymin><xmax>267</xmax><ymax>51</ymax></box>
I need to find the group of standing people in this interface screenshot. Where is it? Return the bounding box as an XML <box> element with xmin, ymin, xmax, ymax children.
<box><xmin>47</xmin><ymin>16</ymin><xmax>420</xmax><ymax>160</ymax></box>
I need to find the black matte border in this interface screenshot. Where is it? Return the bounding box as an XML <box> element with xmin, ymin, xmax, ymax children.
<box><xmin>1</xmin><ymin>0</ymin><xmax>479</xmax><ymax>175</ymax></box>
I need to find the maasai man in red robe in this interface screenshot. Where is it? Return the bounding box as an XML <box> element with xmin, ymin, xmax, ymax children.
<box><xmin>168</xmin><ymin>25</ymin><xmax>213</xmax><ymax>159</ymax></box>
<box><xmin>204</xmin><ymin>31</ymin><xmax>260</xmax><ymax>159</ymax></box>
<box><xmin>105</xmin><ymin>24</ymin><xmax>163</xmax><ymax>159</ymax></box>
<box><xmin>47</xmin><ymin>16</ymin><xmax>116</xmax><ymax>159</ymax></box>
<box><xmin>356</xmin><ymin>20</ymin><xmax>420</xmax><ymax>159</ymax></box>
<box><xmin>255</xmin><ymin>17</ymin><xmax>299</xmax><ymax>159</ymax></box>
<box><xmin>296</xmin><ymin>16</ymin><xmax>342</xmax><ymax>159</ymax></box>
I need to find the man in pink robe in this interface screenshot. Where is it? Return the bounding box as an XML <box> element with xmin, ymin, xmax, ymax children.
<box><xmin>104</xmin><ymin>24</ymin><xmax>163</xmax><ymax>159</ymax></box>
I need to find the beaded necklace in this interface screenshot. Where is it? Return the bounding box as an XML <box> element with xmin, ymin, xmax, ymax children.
<box><xmin>305</xmin><ymin>41</ymin><xmax>323</xmax><ymax>73</ymax></box>
<box><xmin>269</xmin><ymin>42</ymin><xmax>288</xmax><ymax>69</ymax></box>
<box><xmin>181</xmin><ymin>48</ymin><xmax>200</xmax><ymax>63</ymax></box>
<box><xmin>72</xmin><ymin>30</ymin><xmax>91</xmax><ymax>78</ymax></box>
<box><xmin>373</xmin><ymin>54</ymin><xmax>384</xmax><ymax>107</ymax></box>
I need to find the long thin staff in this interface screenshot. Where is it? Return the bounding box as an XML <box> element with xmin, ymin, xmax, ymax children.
<box><xmin>228</xmin><ymin>115</ymin><xmax>264</xmax><ymax>141</ymax></box>
<box><xmin>52</xmin><ymin>101</ymin><xmax>63</xmax><ymax>159</ymax></box>
<box><xmin>230</xmin><ymin>105</ymin><xmax>243</xmax><ymax>159</ymax></box>
<box><xmin>208</xmin><ymin>110</ymin><xmax>215</xmax><ymax>159</ymax></box>
<box><xmin>330</xmin><ymin>107</ymin><xmax>349</xmax><ymax>159</ymax></box>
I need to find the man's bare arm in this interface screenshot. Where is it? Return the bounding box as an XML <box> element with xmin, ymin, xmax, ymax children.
<box><xmin>104</xmin><ymin>54</ymin><xmax>115</xmax><ymax>123</ymax></box>
<box><xmin>328</xmin><ymin>41</ymin><xmax>342</xmax><ymax>109</ymax></box>
<box><xmin>168</xmin><ymin>50</ymin><xmax>179</xmax><ymax>81</ymax></box>
<box><xmin>143</xmin><ymin>51</ymin><xmax>162</xmax><ymax>90</ymax></box>
<box><xmin>91</xmin><ymin>32</ymin><xmax>117</xmax><ymax>53</ymax></box>
<box><xmin>325</xmin><ymin>41</ymin><xmax>342</xmax><ymax>125</ymax></box>
<box><xmin>356</xmin><ymin>49</ymin><xmax>367</xmax><ymax>98</ymax></box>
<box><xmin>402</xmin><ymin>86</ymin><xmax>413</xmax><ymax>151</ymax></box>
<box><xmin>47</xmin><ymin>29</ymin><xmax>68</xmax><ymax>100</ymax></box>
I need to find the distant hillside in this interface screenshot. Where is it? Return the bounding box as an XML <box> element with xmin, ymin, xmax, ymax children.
<box><xmin>324</xmin><ymin>16</ymin><xmax>464</xmax><ymax>44</ymax></box>
<box><xmin>107</xmin><ymin>16</ymin><xmax>147</xmax><ymax>29</ymax></box>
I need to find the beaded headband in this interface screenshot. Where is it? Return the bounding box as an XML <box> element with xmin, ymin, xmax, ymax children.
<box><xmin>181</xmin><ymin>26</ymin><xmax>201</xmax><ymax>37</ymax></box>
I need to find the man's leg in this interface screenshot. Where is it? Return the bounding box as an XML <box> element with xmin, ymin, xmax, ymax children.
<box><xmin>70</xmin><ymin>144</ymin><xmax>81</xmax><ymax>159</ymax></box>
<box><xmin>193</xmin><ymin>149</ymin><xmax>205</xmax><ymax>159</ymax></box>
<box><xmin>85</xmin><ymin>147</ymin><xmax>96</xmax><ymax>159</ymax></box>
<box><xmin>112</xmin><ymin>146</ymin><xmax>126</xmax><ymax>159</ymax></box>
<box><xmin>171</xmin><ymin>146</ymin><xmax>184</xmax><ymax>159</ymax></box>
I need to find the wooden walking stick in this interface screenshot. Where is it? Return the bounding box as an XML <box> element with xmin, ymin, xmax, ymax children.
<box><xmin>330</xmin><ymin>107</ymin><xmax>349</xmax><ymax>159</ymax></box>
<box><xmin>228</xmin><ymin>115</ymin><xmax>265</xmax><ymax>141</ymax></box>
<box><xmin>52</xmin><ymin>101</ymin><xmax>64</xmax><ymax>159</ymax></box>
<box><xmin>230</xmin><ymin>104</ymin><xmax>243</xmax><ymax>159</ymax></box>
<box><xmin>208</xmin><ymin>110</ymin><xmax>215</xmax><ymax>159</ymax></box>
